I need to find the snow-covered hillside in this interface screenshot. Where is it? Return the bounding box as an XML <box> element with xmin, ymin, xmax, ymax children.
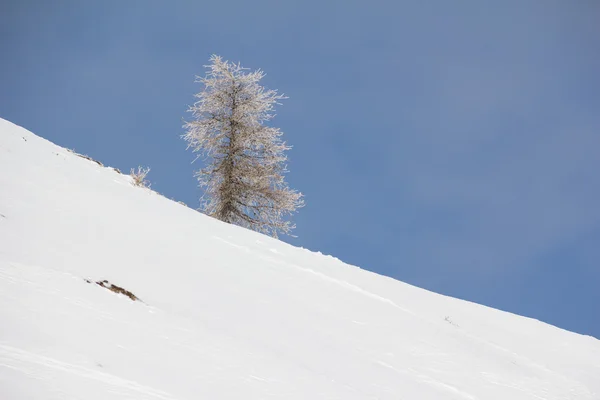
<box><xmin>0</xmin><ymin>117</ymin><xmax>598</xmax><ymax>399</ymax></box>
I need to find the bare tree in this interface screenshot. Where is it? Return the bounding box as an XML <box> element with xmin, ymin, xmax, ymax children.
<box><xmin>183</xmin><ymin>55</ymin><xmax>304</xmax><ymax>237</ymax></box>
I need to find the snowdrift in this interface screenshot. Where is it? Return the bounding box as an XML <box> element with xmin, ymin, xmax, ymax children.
<box><xmin>1</xmin><ymin>117</ymin><xmax>599</xmax><ymax>399</ymax></box>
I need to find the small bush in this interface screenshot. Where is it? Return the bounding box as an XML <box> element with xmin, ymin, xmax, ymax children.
<box><xmin>130</xmin><ymin>166</ymin><xmax>151</xmax><ymax>188</ymax></box>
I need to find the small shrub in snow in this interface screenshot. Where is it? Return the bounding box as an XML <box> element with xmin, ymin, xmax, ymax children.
<box><xmin>130</xmin><ymin>166</ymin><xmax>151</xmax><ymax>188</ymax></box>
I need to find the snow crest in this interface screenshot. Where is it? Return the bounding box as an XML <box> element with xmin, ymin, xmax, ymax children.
<box><xmin>1</xmin><ymin>117</ymin><xmax>599</xmax><ymax>399</ymax></box>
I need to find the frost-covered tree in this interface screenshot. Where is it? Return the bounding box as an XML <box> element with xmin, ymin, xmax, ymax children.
<box><xmin>183</xmin><ymin>55</ymin><xmax>304</xmax><ymax>237</ymax></box>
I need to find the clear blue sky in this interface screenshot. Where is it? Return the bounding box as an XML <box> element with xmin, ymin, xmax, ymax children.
<box><xmin>1</xmin><ymin>1</ymin><xmax>599</xmax><ymax>338</ymax></box>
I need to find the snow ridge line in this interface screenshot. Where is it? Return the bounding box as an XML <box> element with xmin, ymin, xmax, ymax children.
<box><xmin>0</xmin><ymin>344</ymin><xmax>179</xmax><ymax>400</ymax></box>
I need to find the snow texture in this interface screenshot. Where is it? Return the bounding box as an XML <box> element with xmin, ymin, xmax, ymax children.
<box><xmin>0</xmin><ymin>117</ymin><xmax>599</xmax><ymax>399</ymax></box>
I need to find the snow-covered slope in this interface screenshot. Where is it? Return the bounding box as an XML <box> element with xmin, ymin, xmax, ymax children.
<box><xmin>0</xmin><ymin>117</ymin><xmax>598</xmax><ymax>399</ymax></box>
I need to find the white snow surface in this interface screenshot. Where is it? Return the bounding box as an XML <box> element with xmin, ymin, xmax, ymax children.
<box><xmin>0</xmin><ymin>117</ymin><xmax>599</xmax><ymax>399</ymax></box>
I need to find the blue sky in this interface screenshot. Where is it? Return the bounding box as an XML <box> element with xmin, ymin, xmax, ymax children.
<box><xmin>1</xmin><ymin>1</ymin><xmax>599</xmax><ymax>338</ymax></box>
